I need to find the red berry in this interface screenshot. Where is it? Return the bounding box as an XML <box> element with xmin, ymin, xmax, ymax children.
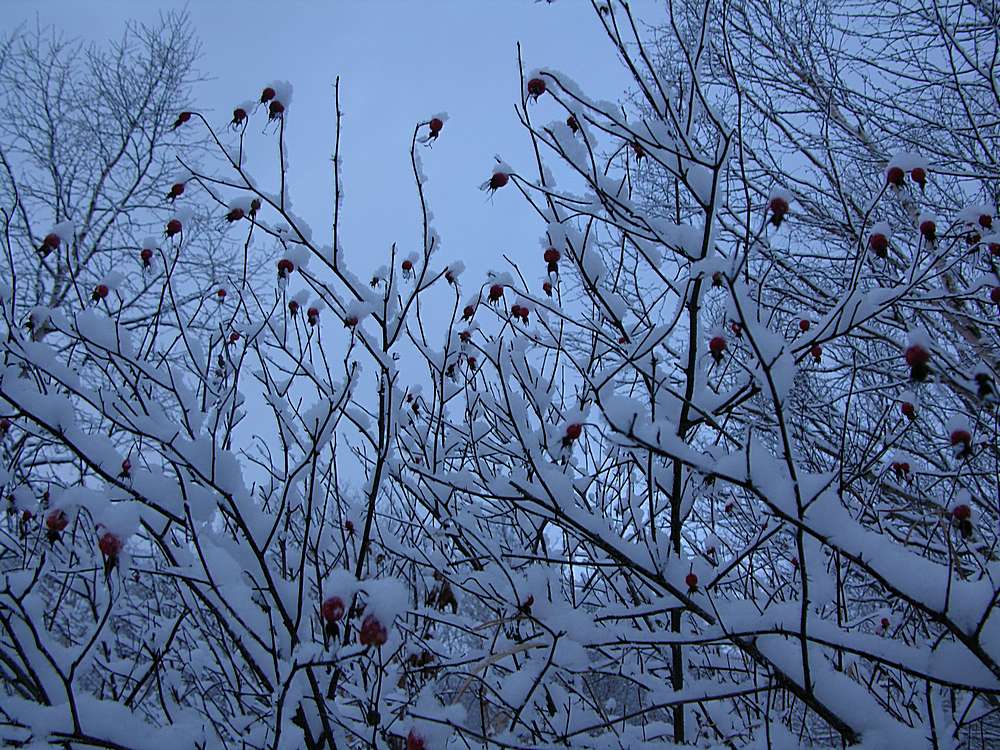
<box><xmin>991</xmin><ymin>287</ymin><xmax>1000</xmax><ymax>305</ymax></box>
<box><xmin>527</xmin><ymin>77</ymin><xmax>546</xmax><ymax>98</ymax></box>
<box><xmin>919</xmin><ymin>219</ymin><xmax>936</xmax><ymax>243</ymax></box>
<box><xmin>92</xmin><ymin>284</ymin><xmax>109</xmax><ymax>301</ymax></box>
<box><xmin>685</xmin><ymin>572</ymin><xmax>698</xmax><ymax>590</ymax></box>
<box><xmin>260</xmin><ymin>87</ymin><xmax>276</xmax><ymax>103</ymax></box>
<box><xmin>542</xmin><ymin>281</ymin><xmax>553</xmax><ymax>297</ymax></box>
<box><xmin>307</xmin><ymin>307</ymin><xmax>320</xmax><ymax>325</ymax></box>
<box><xmin>886</xmin><ymin>166</ymin><xmax>905</xmax><ymax>187</ymax></box>
<box><xmin>810</xmin><ymin>344</ymin><xmax>822</xmax><ymax>362</ymax></box>
<box><xmin>429</xmin><ymin>117</ymin><xmax>443</xmax><ymax>134</ymax></box>
<box><xmin>950</xmin><ymin>429</ymin><xmax>971</xmax><ymax>447</ymax></box>
<box><xmin>268</xmin><ymin>100</ymin><xmax>285</xmax><ymax>119</ymax></box>
<box><xmin>344</xmin><ymin>316</ymin><xmax>358</xmax><ymax>328</ymax></box>
<box><xmin>172</xmin><ymin>111</ymin><xmax>192</xmax><ymax>129</ymax></box>
<box><xmin>232</xmin><ymin>107</ymin><xmax>247</xmax><ymax>126</ymax></box>
<box><xmin>344</xmin><ymin>520</ymin><xmax>355</xmax><ymax>534</ymax></box>
<box><xmin>98</xmin><ymin>531</ymin><xmax>122</xmax><ymax>558</ymax></box>
<box><xmin>990</xmin><ymin>243</ymin><xmax>1000</xmax><ymax>257</ymax></box>
<box><xmin>165</xmin><ymin>219</ymin><xmax>182</xmax><ymax>237</ymax></box>
<box><xmin>510</xmin><ymin>304</ymin><xmax>522</xmax><ymax>319</ymax></box>
<box><xmin>466</xmin><ymin>355</ymin><xmax>477</xmax><ymax>371</ymax></box>
<box><xmin>564</xmin><ymin>423</ymin><xmax>582</xmax><ymax>441</ymax></box>
<box><xmin>121</xmin><ymin>458</ymin><xmax>131</xmax><ymax>476</ymax></box>
<box><xmin>46</xmin><ymin>509</ymin><xmax>68</xmax><ymax>533</ymax></box>
<box><xmin>489</xmin><ymin>172</ymin><xmax>509</xmax><ymax>191</ymax></box>
<box><xmin>731</xmin><ymin>322</ymin><xmax>742</xmax><ymax>336</ymax></box>
<box><xmin>869</xmin><ymin>233</ymin><xmax>889</xmax><ymax>257</ymax></box>
<box><xmin>401</xmin><ymin>259</ymin><xmax>413</xmax><ymax>272</ymax></box>
<box><xmin>359</xmin><ymin>614</ymin><xmax>388</xmax><ymax>647</ymax></box>
<box><xmin>140</xmin><ymin>248</ymin><xmax>153</xmax><ymax>265</ymax></box>
<box><xmin>799</xmin><ymin>319</ymin><xmax>810</xmax><ymax>332</ymax></box>
<box><xmin>407</xmin><ymin>729</ymin><xmax>426</xmax><ymax>750</ymax></box>
<box><xmin>769</xmin><ymin>196</ymin><xmax>789</xmax><ymax>221</ymax></box>
<box><xmin>459</xmin><ymin>330</ymin><xmax>472</xmax><ymax>343</ymax></box>
<box><xmin>321</xmin><ymin>596</ymin><xmax>345</xmax><ymax>623</ymax></box>
<box><xmin>229</xmin><ymin>332</ymin><xmax>240</xmax><ymax>343</ymax></box>
<box><xmin>708</xmin><ymin>335</ymin><xmax>726</xmax><ymax>357</ymax></box>
<box><xmin>277</xmin><ymin>258</ymin><xmax>294</xmax><ymax>277</ymax></box>
<box><xmin>43</xmin><ymin>232</ymin><xmax>61</xmax><ymax>250</ymax></box>
<box><xmin>567</xmin><ymin>115</ymin><xmax>579</xmax><ymax>133</ymax></box>
<box><xmin>543</xmin><ymin>247</ymin><xmax>560</xmax><ymax>264</ymax></box>
<box><xmin>216</xmin><ymin>289</ymin><xmax>226</xmax><ymax>301</ymax></box>
<box><xmin>632</xmin><ymin>141</ymin><xmax>645</xmax><ymax>159</ymax></box>
<box><xmin>901</xmin><ymin>401</ymin><xmax>915</xmax><ymax>419</ymax></box>
<box><xmin>288</xmin><ymin>300</ymin><xmax>300</xmax><ymax>316</ymax></box>
<box><xmin>951</xmin><ymin>504</ymin><xmax>971</xmax><ymax>521</ymax></box>
<box><xmin>167</xmin><ymin>182</ymin><xmax>185</xmax><ymax>200</ymax></box>
<box><xmin>880</xmin><ymin>617</ymin><xmax>890</xmax><ymax>630</ymax></box>
<box><xmin>904</xmin><ymin>345</ymin><xmax>929</xmax><ymax>367</ymax></box>
<box><xmin>0</xmin><ymin>418</ymin><xmax>10</xmax><ymax>434</ymax></box>
<box><xmin>226</xmin><ymin>208</ymin><xmax>245</xmax><ymax>223</ymax></box>
<box><xmin>462</xmin><ymin>304</ymin><xmax>476</xmax><ymax>321</ymax></box>
<box><xmin>711</xmin><ymin>271</ymin><xmax>723</xmax><ymax>288</ymax></box>
<box><xmin>910</xmin><ymin>167</ymin><xmax>926</xmax><ymax>188</ymax></box>
<box><xmin>979</xmin><ymin>214</ymin><xmax>992</xmax><ymax>229</ymax></box>
<box><xmin>488</xmin><ymin>284</ymin><xmax>504</xmax><ymax>303</ymax></box>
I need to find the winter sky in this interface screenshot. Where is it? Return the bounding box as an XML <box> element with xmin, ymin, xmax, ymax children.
<box><xmin>7</xmin><ymin>1</ymin><xmax>643</xmax><ymax>286</ymax></box>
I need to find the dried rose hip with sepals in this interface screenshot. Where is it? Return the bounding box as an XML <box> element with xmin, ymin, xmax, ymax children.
<box><xmin>359</xmin><ymin>614</ymin><xmax>388</xmax><ymax>647</ymax></box>
<box><xmin>562</xmin><ymin>423</ymin><xmax>582</xmax><ymax>448</ymax></box>
<box><xmin>544</xmin><ymin>247</ymin><xmax>560</xmax><ymax>273</ymax></box>
<box><xmin>885</xmin><ymin>165</ymin><xmax>905</xmax><ymax>188</ymax></box>
<box><xmin>708</xmin><ymin>335</ymin><xmax>726</xmax><ymax>362</ymax></box>
<box><xmin>485</xmin><ymin>171</ymin><xmax>509</xmax><ymax>192</ymax></box>
<box><xmin>172</xmin><ymin>111</ymin><xmax>192</xmax><ymax>130</ymax></box>
<box><xmin>868</xmin><ymin>222</ymin><xmax>891</xmax><ymax>258</ymax></box>
<box><xmin>904</xmin><ymin>332</ymin><xmax>931</xmax><ymax>382</ymax></box>
<box><xmin>407</xmin><ymin>728</ymin><xmax>426</xmax><ymax>750</ymax></box>
<box><xmin>526</xmin><ymin>77</ymin><xmax>546</xmax><ymax>100</ymax></box>
<box><xmin>46</xmin><ymin>509</ymin><xmax>68</xmax><ymax>542</ymax></box>
<box><xmin>39</xmin><ymin>232</ymin><xmax>61</xmax><ymax>257</ymax></box>
<box><xmin>321</xmin><ymin>596</ymin><xmax>345</xmax><ymax>624</ymax></box>
<box><xmin>918</xmin><ymin>214</ymin><xmax>937</xmax><ymax>243</ymax></box>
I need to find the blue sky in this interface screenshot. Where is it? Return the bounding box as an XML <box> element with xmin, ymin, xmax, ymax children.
<box><xmin>9</xmin><ymin>1</ymin><xmax>639</xmax><ymax>285</ymax></box>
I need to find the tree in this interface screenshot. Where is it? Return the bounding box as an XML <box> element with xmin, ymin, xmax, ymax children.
<box><xmin>0</xmin><ymin>2</ymin><xmax>997</xmax><ymax>748</ymax></box>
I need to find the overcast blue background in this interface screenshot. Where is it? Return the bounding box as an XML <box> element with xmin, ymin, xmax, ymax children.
<box><xmin>8</xmin><ymin>1</ymin><xmax>642</xmax><ymax>285</ymax></box>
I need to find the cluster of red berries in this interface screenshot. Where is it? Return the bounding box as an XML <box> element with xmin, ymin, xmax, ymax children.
<box><xmin>886</xmin><ymin>165</ymin><xmax>926</xmax><ymax>191</ymax></box>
